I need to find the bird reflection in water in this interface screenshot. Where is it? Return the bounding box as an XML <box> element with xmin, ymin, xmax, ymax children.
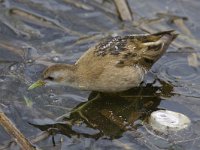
<box><xmin>30</xmin><ymin>79</ymin><xmax>173</xmax><ymax>139</ymax></box>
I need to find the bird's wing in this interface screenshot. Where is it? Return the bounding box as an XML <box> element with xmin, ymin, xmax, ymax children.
<box><xmin>75</xmin><ymin>36</ymin><xmax>141</xmax><ymax>67</ymax></box>
<box><xmin>76</xmin><ymin>31</ymin><xmax>176</xmax><ymax>69</ymax></box>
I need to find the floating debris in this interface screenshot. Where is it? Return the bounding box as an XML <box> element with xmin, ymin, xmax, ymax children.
<box><xmin>149</xmin><ymin>110</ymin><xmax>191</xmax><ymax>133</ymax></box>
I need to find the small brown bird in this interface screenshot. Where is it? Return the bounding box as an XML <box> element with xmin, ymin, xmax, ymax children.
<box><xmin>29</xmin><ymin>31</ymin><xmax>177</xmax><ymax>92</ymax></box>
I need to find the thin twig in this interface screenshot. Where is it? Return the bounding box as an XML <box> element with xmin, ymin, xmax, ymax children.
<box><xmin>0</xmin><ymin>131</ymin><xmax>50</xmax><ymax>150</ymax></box>
<box><xmin>173</xmin><ymin>18</ymin><xmax>193</xmax><ymax>37</ymax></box>
<box><xmin>0</xmin><ymin>111</ymin><xmax>37</xmax><ymax>150</ymax></box>
<box><xmin>30</xmin><ymin>131</ymin><xmax>50</xmax><ymax>144</ymax></box>
<box><xmin>114</xmin><ymin>0</ymin><xmax>132</xmax><ymax>21</ymax></box>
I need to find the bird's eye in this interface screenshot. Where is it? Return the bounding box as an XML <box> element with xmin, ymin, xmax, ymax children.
<box><xmin>45</xmin><ymin>76</ymin><xmax>54</xmax><ymax>81</ymax></box>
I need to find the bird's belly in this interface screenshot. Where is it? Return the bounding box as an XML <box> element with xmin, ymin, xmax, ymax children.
<box><xmin>88</xmin><ymin>66</ymin><xmax>146</xmax><ymax>92</ymax></box>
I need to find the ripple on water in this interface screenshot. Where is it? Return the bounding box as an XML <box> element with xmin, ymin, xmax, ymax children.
<box><xmin>157</xmin><ymin>58</ymin><xmax>200</xmax><ymax>97</ymax></box>
<box><xmin>158</xmin><ymin>59</ymin><xmax>200</xmax><ymax>86</ymax></box>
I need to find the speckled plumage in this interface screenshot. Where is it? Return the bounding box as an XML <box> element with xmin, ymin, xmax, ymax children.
<box><xmin>39</xmin><ymin>30</ymin><xmax>177</xmax><ymax>92</ymax></box>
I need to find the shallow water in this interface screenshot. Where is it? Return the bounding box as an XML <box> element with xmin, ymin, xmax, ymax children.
<box><xmin>0</xmin><ymin>0</ymin><xmax>200</xmax><ymax>149</ymax></box>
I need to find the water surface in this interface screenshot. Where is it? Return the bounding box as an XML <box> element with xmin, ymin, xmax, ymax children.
<box><xmin>0</xmin><ymin>0</ymin><xmax>200</xmax><ymax>149</ymax></box>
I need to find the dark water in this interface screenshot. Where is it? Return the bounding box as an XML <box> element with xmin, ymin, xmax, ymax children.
<box><xmin>0</xmin><ymin>0</ymin><xmax>200</xmax><ymax>149</ymax></box>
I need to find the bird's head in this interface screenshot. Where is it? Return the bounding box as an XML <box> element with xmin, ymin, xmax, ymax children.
<box><xmin>28</xmin><ymin>64</ymin><xmax>76</xmax><ymax>90</ymax></box>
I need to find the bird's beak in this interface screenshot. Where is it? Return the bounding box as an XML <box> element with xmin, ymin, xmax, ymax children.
<box><xmin>28</xmin><ymin>80</ymin><xmax>46</xmax><ymax>90</ymax></box>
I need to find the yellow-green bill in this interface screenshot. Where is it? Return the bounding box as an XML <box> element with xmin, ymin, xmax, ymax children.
<box><xmin>28</xmin><ymin>80</ymin><xmax>46</xmax><ymax>90</ymax></box>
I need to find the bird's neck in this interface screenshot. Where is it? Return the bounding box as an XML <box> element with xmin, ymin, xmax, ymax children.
<box><xmin>62</xmin><ymin>64</ymin><xmax>87</xmax><ymax>89</ymax></box>
<box><xmin>69</xmin><ymin>64</ymin><xmax>92</xmax><ymax>90</ymax></box>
